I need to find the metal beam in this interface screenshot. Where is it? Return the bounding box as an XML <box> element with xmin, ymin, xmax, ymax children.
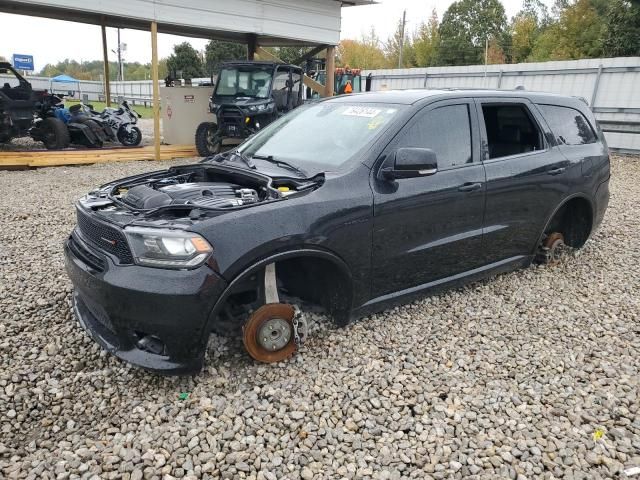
<box><xmin>364</xmin><ymin>65</ymin><xmax>640</xmax><ymax>81</ymax></box>
<box><xmin>101</xmin><ymin>23</ymin><xmax>111</xmax><ymax>106</ymax></box>
<box><xmin>590</xmin><ymin>64</ymin><xmax>603</xmax><ymax>107</ymax></box>
<box><xmin>151</xmin><ymin>21</ymin><xmax>161</xmax><ymax>161</ymax></box>
<box><xmin>599</xmin><ymin>121</ymin><xmax>640</xmax><ymax>135</ymax></box>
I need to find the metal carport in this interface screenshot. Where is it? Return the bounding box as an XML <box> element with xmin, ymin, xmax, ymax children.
<box><xmin>0</xmin><ymin>0</ymin><xmax>373</xmax><ymax>160</ymax></box>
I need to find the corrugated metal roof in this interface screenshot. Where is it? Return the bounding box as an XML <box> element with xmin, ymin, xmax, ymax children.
<box><xmin>0</xmin><ymin>0</ymin><xmax>369</xmax><ymax>45</ymax></box>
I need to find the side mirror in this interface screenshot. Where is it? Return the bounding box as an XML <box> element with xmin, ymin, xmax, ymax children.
<box><xmin>382</xmin><ymin>147</ymin><xmax>438</xmax><ymax>180</ymax></box>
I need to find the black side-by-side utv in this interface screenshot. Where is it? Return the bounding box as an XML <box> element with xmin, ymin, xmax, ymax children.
<box><xmin>195</xmin><ymin>61</ymin><xmax>304</xmax><ymax>157</ymax></box>
<box><xmin>0</xmin><ymin>62</ymin><xmax>70</xmax><ymax>149</ymax></box>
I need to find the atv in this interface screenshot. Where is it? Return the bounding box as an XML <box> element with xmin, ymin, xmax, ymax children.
<box><xmin>0</xmin><ymin>62</ymin><xmax>69</xmax><ymax>149</ymax></box>
<box><xmin>195</xmin><ymin>61</ymin><xmax>304</xmax><ymax>157</ymax></box>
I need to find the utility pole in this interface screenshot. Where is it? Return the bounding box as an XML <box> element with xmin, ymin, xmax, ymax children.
<box><xmin>484</xmin><ymin>37</ymin><xmax>489</xmax><ymax>86</ymax></box>
<box><xmin>117</xmin><ymin>28</ymin><xmax>123</xmax><ymax>81</ymax></box>
<box><xmin>112</xmin><ymin>28</ymin><xmax>125</xmax><ymax>81</ymax></box>
<box><xmin>398</xmin><ymin>9</ymin><xmax>406</xmax><ymax>69</ymax></box>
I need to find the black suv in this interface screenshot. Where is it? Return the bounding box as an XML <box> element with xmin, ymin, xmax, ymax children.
<box><xmin>64</xmin><ymin>89</ymin><xmax>610</xmax><ymax>374</ymax></box>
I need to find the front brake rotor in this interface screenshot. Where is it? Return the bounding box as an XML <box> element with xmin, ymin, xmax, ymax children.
<box><xmin>243</xmin><ymin>303</ymin><xmax>297</xmax><ymax>363</ymax></box>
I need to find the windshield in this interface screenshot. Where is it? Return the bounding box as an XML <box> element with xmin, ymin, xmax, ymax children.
<box><xmin>237</xmin><ymin>102</ymin><xmax>405</xmax><ymax>171</ymax></box>
<box><xmin>215</xmin><ymin>66</ymin><xmax>273</xmax><ymax>98</ymax></box>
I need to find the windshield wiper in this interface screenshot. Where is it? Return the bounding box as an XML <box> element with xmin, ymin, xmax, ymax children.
<box><xmin>251</xmin><ymin>154</ymin><xmax>307</xmax><ymax>177</ymax></box>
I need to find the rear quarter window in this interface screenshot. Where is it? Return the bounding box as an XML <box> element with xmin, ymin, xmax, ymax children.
<box><xmin>538</xmin><ymin>104</ymin><xmax>598</xmax><ymax>146</ymax></box>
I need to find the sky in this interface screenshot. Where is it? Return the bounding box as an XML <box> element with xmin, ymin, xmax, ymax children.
<box><xmin>0</xmin><ymin>0</ymin><xmax>551</xmax><ymax>73</ymax></box>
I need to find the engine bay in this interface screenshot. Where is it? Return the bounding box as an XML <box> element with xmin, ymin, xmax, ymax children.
<box><xmin>100</xmin><ymin>163</ymin><xmax>321</xmax><ymax>215</ymax></box>
<box><xmin>122</xmin><ymin>182</ymin><xmax>261</xmax><ymax>210</ymax></box>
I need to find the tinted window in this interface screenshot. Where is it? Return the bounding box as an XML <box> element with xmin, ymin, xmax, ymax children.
<box><xmin>482</xmin><ymin>104</ymin><xmax>543</xmax><ymax>159</ymax></box>
<box><xmin>538</xmin><ymin>104</ymin><xmax>597</xmax><ymax>145</ymax></box>
<box><xmin>398</xmin><ymin>104</ymin><xmax>473</xmax><ymax>170</ymax></box>
<box><xmin>216</xmin><ymin>67</ymin><xmax>273</xmax><ymax>99</ymax></box>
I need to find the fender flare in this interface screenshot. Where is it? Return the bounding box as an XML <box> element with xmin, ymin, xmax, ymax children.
<box><xmin>202</xmin><ymin>248</ymin><xmax>354</xmax><ymax>336</ymax></box>
<box><xmin>533</xmin><ymin>193</ymin><xmax>595</xmax><ymax>254</ymax></box>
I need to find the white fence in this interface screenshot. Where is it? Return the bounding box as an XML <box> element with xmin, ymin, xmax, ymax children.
<box><xmin>0</xmin><ymin>74</ymin><xmax>160</xmax><ymax>104</ymax></box>
<box><xmin>0</xmin><ymin>74</ymin><xmax>218</xmax><ymax>107</ymax></box>
<box><xmin>363</xmin><ymin>56</ymin><xmax>640</xmax><ymax>153</ymax></box>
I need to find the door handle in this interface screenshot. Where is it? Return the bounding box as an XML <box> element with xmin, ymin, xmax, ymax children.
<box><xmin>458</xmin><ymin>182</ymin><xmax>482</xmax><ymax>192</ymax></box>
<box><xmin>547</xmin><ymin>167</ymin><xmax>566</xmax><ymax>176</ymax></box>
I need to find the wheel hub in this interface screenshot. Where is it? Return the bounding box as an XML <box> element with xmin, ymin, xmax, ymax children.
<box><xmin>257</xmin><ymin>317</ymin><xmax>292</xmax><ymax>351</ymax></box>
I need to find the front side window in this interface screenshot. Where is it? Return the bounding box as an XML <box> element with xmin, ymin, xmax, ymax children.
<box><xmin>215</xmin><ymin>67</ymin><xmax>273</xmax><ymax>99</ymax></box>
<box><xmin>482</xmin><ymin>104</ymin><xmax>543</xmax><ymax>159</ymax></box>
<box><xmin>538</xmin><ymin>104</ymin><xmax>597</xmax><ymax>145</ymax></box>
<box><xmin>397</xmin><ymin>104</ymin><xmax>473</xmax><ymax>170</ymax></box>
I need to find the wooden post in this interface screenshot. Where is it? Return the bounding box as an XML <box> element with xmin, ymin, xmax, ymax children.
<box><xmin>101</xmin><ymin>23</ymin><xmax>111</xmax><ymax>106</ymax></box>
<box><xmin>151</xmin><ymin>21</ymin><xmax>161</xmax><ymax>161</ymax></box>
<box><xmin>324</xmin><ymin>46</ymin><xmax>336</xmax><ymax>97</ymax></box>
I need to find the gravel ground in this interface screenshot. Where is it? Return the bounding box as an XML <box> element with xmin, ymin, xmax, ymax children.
<box><xmin>1</xmin><ymin>155</ymin><xmax>639</xmax><ymax>480</ymax></box>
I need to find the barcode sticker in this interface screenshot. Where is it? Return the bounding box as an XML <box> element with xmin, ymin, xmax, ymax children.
<box><xmin>342</xmin><ymin>106</ymin><xmax>382</xmax><ymax>118</ymax></box>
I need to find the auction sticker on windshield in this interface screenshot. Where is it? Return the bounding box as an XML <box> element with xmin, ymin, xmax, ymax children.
<box><xmin>342</xmin><ymin>106</ymin><xmax>382</xmax><ymax>118</ymax></box>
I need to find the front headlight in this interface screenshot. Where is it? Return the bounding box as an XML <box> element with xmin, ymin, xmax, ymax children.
<box><xmin>247</xmin><ymin>103</ymin><xmax>273</xmax><ymax>113</ymax></box>
<box><xmin>124</xmin><ymin>227</ymin><xmax>212</xmax><ymax>269</ymax></box>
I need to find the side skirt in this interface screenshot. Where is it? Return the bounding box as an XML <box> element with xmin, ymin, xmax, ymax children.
<box><xmin>352</xmin><ymin>255</ymin><xmax>533</xmax><ymax>320</ymax></box>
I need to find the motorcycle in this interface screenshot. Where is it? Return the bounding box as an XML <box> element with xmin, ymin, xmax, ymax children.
<box><xmin>97</xmin><ymin>101</ymin><xmax>142</xmax><ymax>147</ymax></box>
<box><xmin>49</xmin><ymin>97</ymin><xmax>115</xmax><ymax>148</ymax></box>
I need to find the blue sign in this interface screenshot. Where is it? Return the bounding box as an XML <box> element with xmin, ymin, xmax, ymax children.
<box><xmin>12</xmin><ymin>54</ymin><xmax>34</xmax><ymax>71</ymax></box>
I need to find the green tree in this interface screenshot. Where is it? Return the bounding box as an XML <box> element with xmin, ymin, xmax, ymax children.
<box><xmin>413</xmin><ymin>9</ymin><xmax>440</xmax><ymax>67</ymax></box>
<box><xmin>510</xmin><ymin>12</ymin><xmax>539</xmax><ymax>62</ymax></box>
<box><xmin>600</xmin><ymin>0</ymin><xmax>640</xmax><ymax>57</ymax></box>
<box><xmin>204</xmin><ymin>40</ymin><xmax>246</xmax><ymax>74</ymax></box>
<box><xmin>337</xmin><ymin>28</ymin><xmax>387</xmax><ymax>69</ymax></box>
<box><xmin>266</xmin><ymin>46</ymin><xmax>313</xmax><ymax>65</ymax></box>
<box><xmin>521</xmin><ymin>0</ymin><xmax>551</xmax><ymax>26</ymax></box>
<box><xmin>437</xmin><ymin>0</ymin><xmax>508</xmax><ymax>66</ymax></box>
<box><xmin>529</xmin><ymin>0</ymin><xmax>603</xmax><ymax>61</ymax></box>
<box><xmin>166</xmin><ymin>42</ymin><xmax>204</xmax><ymax>79</ymax></box>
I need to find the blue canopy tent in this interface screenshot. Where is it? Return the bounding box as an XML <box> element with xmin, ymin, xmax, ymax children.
<box><xmin>50</xmin><ymin>74</ymin><xmax>81</xmax><ymax>99</ymax></box>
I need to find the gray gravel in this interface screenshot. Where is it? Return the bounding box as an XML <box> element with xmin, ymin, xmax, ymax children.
<box><xmin>1</xmin><ymin>155</ymin><xmax>639</xmax><ymax>479</ymax></box>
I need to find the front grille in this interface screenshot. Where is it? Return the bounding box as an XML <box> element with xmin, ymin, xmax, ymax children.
<box><xmin>220</xmin><ymin>107</ymin><xmax>243</xmax><ymax>122</ymax></box>
<box><xmin>76</xmin><ymin>208</ymin><xmax>133</xmax><ymax>264</ymax></box>
<box><xmin>220</xmin><ymin>107</ymin><xmax>245</xmax><ymax>137</ymax></box>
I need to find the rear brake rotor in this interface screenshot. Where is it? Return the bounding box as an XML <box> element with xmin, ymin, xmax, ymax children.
<box><xmin>243</xmin><ymin>303</ymin><xmax>296</xmax><ymax>363</ymax></box>
<box><xmin>543</xmin><ymin>232</ymin><xmax>566</xmax><ymax>265</ymax></box>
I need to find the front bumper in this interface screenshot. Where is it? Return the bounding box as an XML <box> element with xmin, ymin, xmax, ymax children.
<box><xmin>64</xmin><ymin>231</ymin><xmax>227</xmax><ymax>374</ymax></box>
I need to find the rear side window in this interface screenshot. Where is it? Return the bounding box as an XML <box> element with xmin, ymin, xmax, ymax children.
<box><xmin>398</xmin><ymin>104</ymin><xmax>472</xmax><ymax>170</ymax></box>
<box><xmin>481</xmin><ymin>104</ymin><xmax>543</xmax><ymax>159</ymax></box>
<box><xmin>538</xmin><ymin>104</ymin><xmax>597</xmax><ymax>145</ymax></box>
